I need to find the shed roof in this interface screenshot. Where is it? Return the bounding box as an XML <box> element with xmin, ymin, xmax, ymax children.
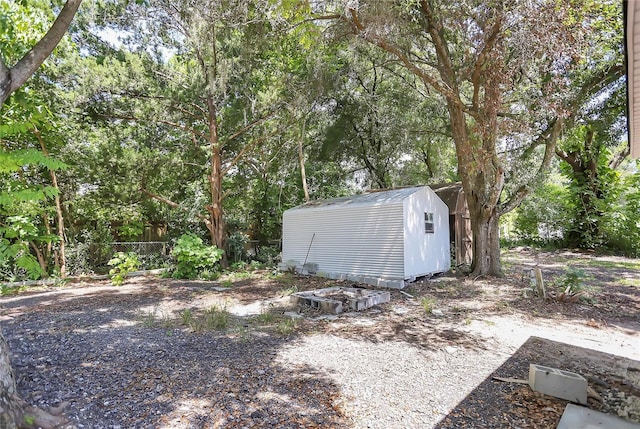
<box><xmin>430</xmin><ymin>183</ymin><xmax>464</xmax><ymax>213</ymax></box>
<box><xmin>288</xmin><ymin>186</ymin><xmax>425</xmax><ymax>211</ymax></box>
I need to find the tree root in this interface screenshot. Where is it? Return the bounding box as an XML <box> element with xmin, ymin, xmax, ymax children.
<box><xmin>19</xmin><ymin>402</ymin><xmax>71</xmax><ymax>429</ymax></box>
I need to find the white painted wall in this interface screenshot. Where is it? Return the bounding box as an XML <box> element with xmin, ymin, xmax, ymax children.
<box><xmin>403</xmin><ymin>187</ymin><xmax>451</xmax><ymax>278</ymax></box>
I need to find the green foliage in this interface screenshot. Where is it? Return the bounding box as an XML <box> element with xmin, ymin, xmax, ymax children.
<box><xmin>117</xmin><ymin>221</ymin><xmax>144</xmax><ymax>241</ymax></box>
<box><xmin>170</xmin><ymin>233</ymin><xmax>224</xmax><ymax>279</ymax></box>
<box><xmin>226</xmin><ymin>231</ymin><xmax>248</xmax><ymax>264</ymax></box>
<box><xmin>512</xmin><ymin>180</ymin><xmax>571</xmax><ymax>246</ymax></box>
<box><xmin>107</xmin><ymin>251</ymin><xmax>140</xmax><ymax>285</ymax></box>
<box><xmin>552</xmin><ymin>267</ymin><xmax>592</xmax><ymax>302</ymax></box>
<box><xmin>605</xmin><ymin>163</ymin><xmax>640</xmax><ymax>257</ymax></box>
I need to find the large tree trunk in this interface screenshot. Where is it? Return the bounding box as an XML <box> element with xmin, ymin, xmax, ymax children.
<box><xmin>468</xmin><ymin>203</ymin><xmax>502</xmax><ymax>276</ymax></box>
<box><xmin>0</xmin><ymin>332</ymin><xmax>24</xmax><ymax>429</ymax></box>
<box><xmin>205</xmin><ymin>95</ymin><xmax>226</xmax><ymax>266</ymax></box>
<box><xmin>447</xmin><ymin>100</ymin><xmax>504</xmax><ymax>277</ymax></box>
<box><xmin>0</xmin><ymin>333</ymin><xmax>68</xmax><ymax>428</ymax></box>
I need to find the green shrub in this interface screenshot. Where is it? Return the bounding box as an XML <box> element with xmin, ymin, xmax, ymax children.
<box><xmin>170</xmin><ymin>233</ymin><xmax>224</xmax><ymax>279</ymax></box>
<box><xmin>107</xmin><ymin>252</ymin><xmax>140</xmax><ymax>286</ymax></box>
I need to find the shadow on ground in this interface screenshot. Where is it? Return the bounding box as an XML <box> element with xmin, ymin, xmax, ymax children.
<box><xmin>434</xmin><ymin>336</ymin><xmax>640</xmax><ymax>429</ymax></box>
<box><xmin>1</xmin><ymin>280</ymin><xmax>350</xmax><ymax>428</ymax></box>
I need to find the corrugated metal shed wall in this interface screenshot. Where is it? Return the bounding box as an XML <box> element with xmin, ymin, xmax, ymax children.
<box><xmin>282</xmin><ymin>202</ymin><xmax>405</xmax><ymax>279</ymax></box>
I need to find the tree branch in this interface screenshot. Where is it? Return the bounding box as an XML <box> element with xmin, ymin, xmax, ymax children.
<box><xmin>0</xmin><ymin>0</ymin><xmax>83</xmax><ymax>105</ymax></box>
<box><xmin>140</xmin><ymin>188</ymin><xmax>211</xmax><ymax>226</ymax></box>
<box><xmin>347</xmin><ymin>8</ymin><xmax>464</xmax><ymax>108</ymax></box>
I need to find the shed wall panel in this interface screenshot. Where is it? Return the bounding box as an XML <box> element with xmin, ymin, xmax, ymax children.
<box><xmin>403</xmin><ymin>187</ymin><xmax>451</xmax><ymax>277</ymax></box>
<box><xmin>282</xmin><ymin>203</ymin><xmax>405</xmax><ymax>279</ymax></box>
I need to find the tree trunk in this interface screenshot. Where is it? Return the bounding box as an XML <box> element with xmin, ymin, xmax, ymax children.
<box><xmin>446</xmin><ymin>99</ymin><xmax>504</xmax><ymax>277</ymax></box>
<box><xmin>35</xmin><ymin>128</ymin><xmax>66</xmax><ymax>277</ymax></box>
<box><xmin>0</xmin><ymin>332</ymin><xmax>23</xmax><ymax>429</ymax></box>
<box><xmin>0</xmin><ymin>332</ymin><xmax>68</xmax><ymax>428</ymax></box>
<box><xmin>468</xmin><ymin>204</ymin><xmax>502</xmax><ymax>277</ymax></box>
<box><xmin>205</xmin><ymin>95</ymin><xmax>226</xmax><ymax>266</ymax></box>
<box><xmin>298</xmin><ymin>118</ymin><xmax>310</xmax><ymax>203</ymax></box>
<box><xmin>0</xmin><ymin>2</ymin><xmax>81</xmax><ymax>426</ymax></box>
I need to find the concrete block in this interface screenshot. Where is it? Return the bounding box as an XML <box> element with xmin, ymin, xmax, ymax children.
<box><xmin>303</xmin><ymin>262</ymin><xmax>319</xmax><ymax>274</ymax></box>
<box><xmin>528</xmin><ymin>364</ymin><xmax>587</xmax><ymax>404</ymax></box>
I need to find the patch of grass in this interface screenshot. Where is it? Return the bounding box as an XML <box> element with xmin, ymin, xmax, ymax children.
<box><xmin>274</xmin><ymin>273</ymin><xmax>296</xmax><ymax>286</ymax></box>
<box><xmin>139</xmin><ymin>306</ymin><xmax>161</xmax><ymax>328</ymax></box>
<box><xmin>1</xmin><ymin>284</ymin><xmax>26</xmax><ymax>296</ymax></box>
<box><xmin>255</xmin><ymin>310</ymin><xmax>276</xmax><ymax>325</ymax></box>
<box><xmin>276</xmin><ymin>317</ymin><xmax>298</xmax><ymax>335</ymax></box>
<box><xmin>279</xmin><ymin>285</ymin><xmax>298</xmax><ymax>297</ymax></box>
<box><xmin>220</xmin><ymin>279</ymin><xmax>233</xmax><ymax>288</ymax></box>
<box><xmin>180</xmin><ymin>308</ymin><xmax>194</xmax><ymax>326</ymax></box>
<box><xmin>617</xmin><ymin>278</ymin><xmax>640</xmax><ymax>287</ymax></box>
<box><xmin>234</xmin><ymin>271</ymin><xmax>253</xmax><ymax>280</ymax></box>
<box><xmin>420</xmin><ymin>296</ymin><xmax>436</xmax><ymax>314</ymax></box>
<box><xmin>580</xmin><ymin>260</ymin><xmax>640</xmax><ymax>271</ymax></box>
<box><xmin>202</xmin><ymin>305</ymin><xmax>230</xmax><ymax>330</ymax></box>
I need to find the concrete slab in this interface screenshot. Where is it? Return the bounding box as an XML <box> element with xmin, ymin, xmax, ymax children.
<box><xmin>557</xmin><ymin>404</ymin><xmax>640</xmax><ymax>429</ymax></box>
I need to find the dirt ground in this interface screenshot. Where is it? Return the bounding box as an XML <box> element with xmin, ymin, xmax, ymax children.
<box><xmin>0</xmin><ymin>248</ymin><xmax>638</xmax><ymax>428</ymax></box>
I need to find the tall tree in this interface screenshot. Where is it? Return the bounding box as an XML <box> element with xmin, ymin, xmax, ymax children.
<box><xmin>0</xmin><ymin>1</ymin><xmax>82</xmax><ymax>427</ymax></box>
<box><xmin>554</xmin><ymin>1</ymin><xmax>627</xmax><ymax>248</ymax></box>
<box><xmin>334</xmin><ymin>0</ymin><xmax>621</xmax><ymax>275</ymax></box>
<box><xmin>82</xmin><ymin>0</ymin><xmax>285</xmax><ymax>261</ymax></box>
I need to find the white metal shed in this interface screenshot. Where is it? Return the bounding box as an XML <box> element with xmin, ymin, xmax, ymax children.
<box><xmin>281</xmin><ymin>186</ymin><xmax>450</xmax><ymax>288</ymax></box>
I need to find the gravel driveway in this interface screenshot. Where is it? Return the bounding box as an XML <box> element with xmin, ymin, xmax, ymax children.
<box><xmin>1</xmin><ymin>250</ymin><xmax>638</xmax><ymax>428</ymax></box>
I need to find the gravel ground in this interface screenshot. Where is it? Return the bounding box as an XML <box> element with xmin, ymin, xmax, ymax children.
<box><xmin>277</xmin><ymin>335</ymin><xmax>506</xmax><ymax>429</ymax></box>
<box><xmin>0</xmin><ymin>249</ymin><xmax>638</xmax><ymax>428</ymax></box>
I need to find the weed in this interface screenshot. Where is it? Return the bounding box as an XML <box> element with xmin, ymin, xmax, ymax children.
<box><xmin>255</xmin><ymin>310</ymin><xmax>276</xmax><ymax>325</ymax></box>
<box><xmin>276</xmin><ymin>317</ymin><xmax>298</xmax><ymax>335</ymax></box>
<box><xmin>233</xmin><ymin>325</ymin><xmax>252</xmax><ymax>342</ymax></box>
<box><xmin>464</xmin><ymin>317</ymin><xmax>472</xmax><ymax>325</ymax></box>
<box><xmin>1</xmin><ymin>284</ymin><xmax>26</xmax><ymax>296</ymax></box>
<box><xmin>279</xmin><ymin>285</ymin><xmax>298</xmax><ymax>297</ymax></box>
<box><xmin>275</xmin><ymin>273</ymin><xmax>296</xmax><ymax>286</ymax></box>
<box><xmin>233</xmin><ymin>271</ymin><xmax>253</xmax><ymax>280</ymax></box>
<box><xmin>221</xmin><ymin>279</ymin><xmax>233</xmax><ymax>288</ymax></box>
<box><xmin>140</xmin><ymin>306</ymin><xmax>160</xmax><ymax>328</ymax></box>
<box><xmin>180</xmin><ymin>309</ymin><xmax>193</xmax><ymax>326</ymax></box>
<box><xmin>202</xmin><ymin>305</ymin><xmax>230</xmax><ymax>330</ymax></box>
<box><xmin>420</xmin><ymin>296</ymin><xmax>436</xmax><ymax>314</ymax></box>
<box><xmin>553</xmin><ymin>267</ymin><xmax>591</xmax><ymax>302</ymax></box>
<box><xmin>108</xmin><ymin>252</ymin><xmax>140</xmax><ymax>286</ymax></box>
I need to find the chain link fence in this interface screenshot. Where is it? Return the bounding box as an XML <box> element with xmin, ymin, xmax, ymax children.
<box><xmin>66</xmin><ymin>241</ymin><xmax>172</xmax><ymax>275</ymax></box>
